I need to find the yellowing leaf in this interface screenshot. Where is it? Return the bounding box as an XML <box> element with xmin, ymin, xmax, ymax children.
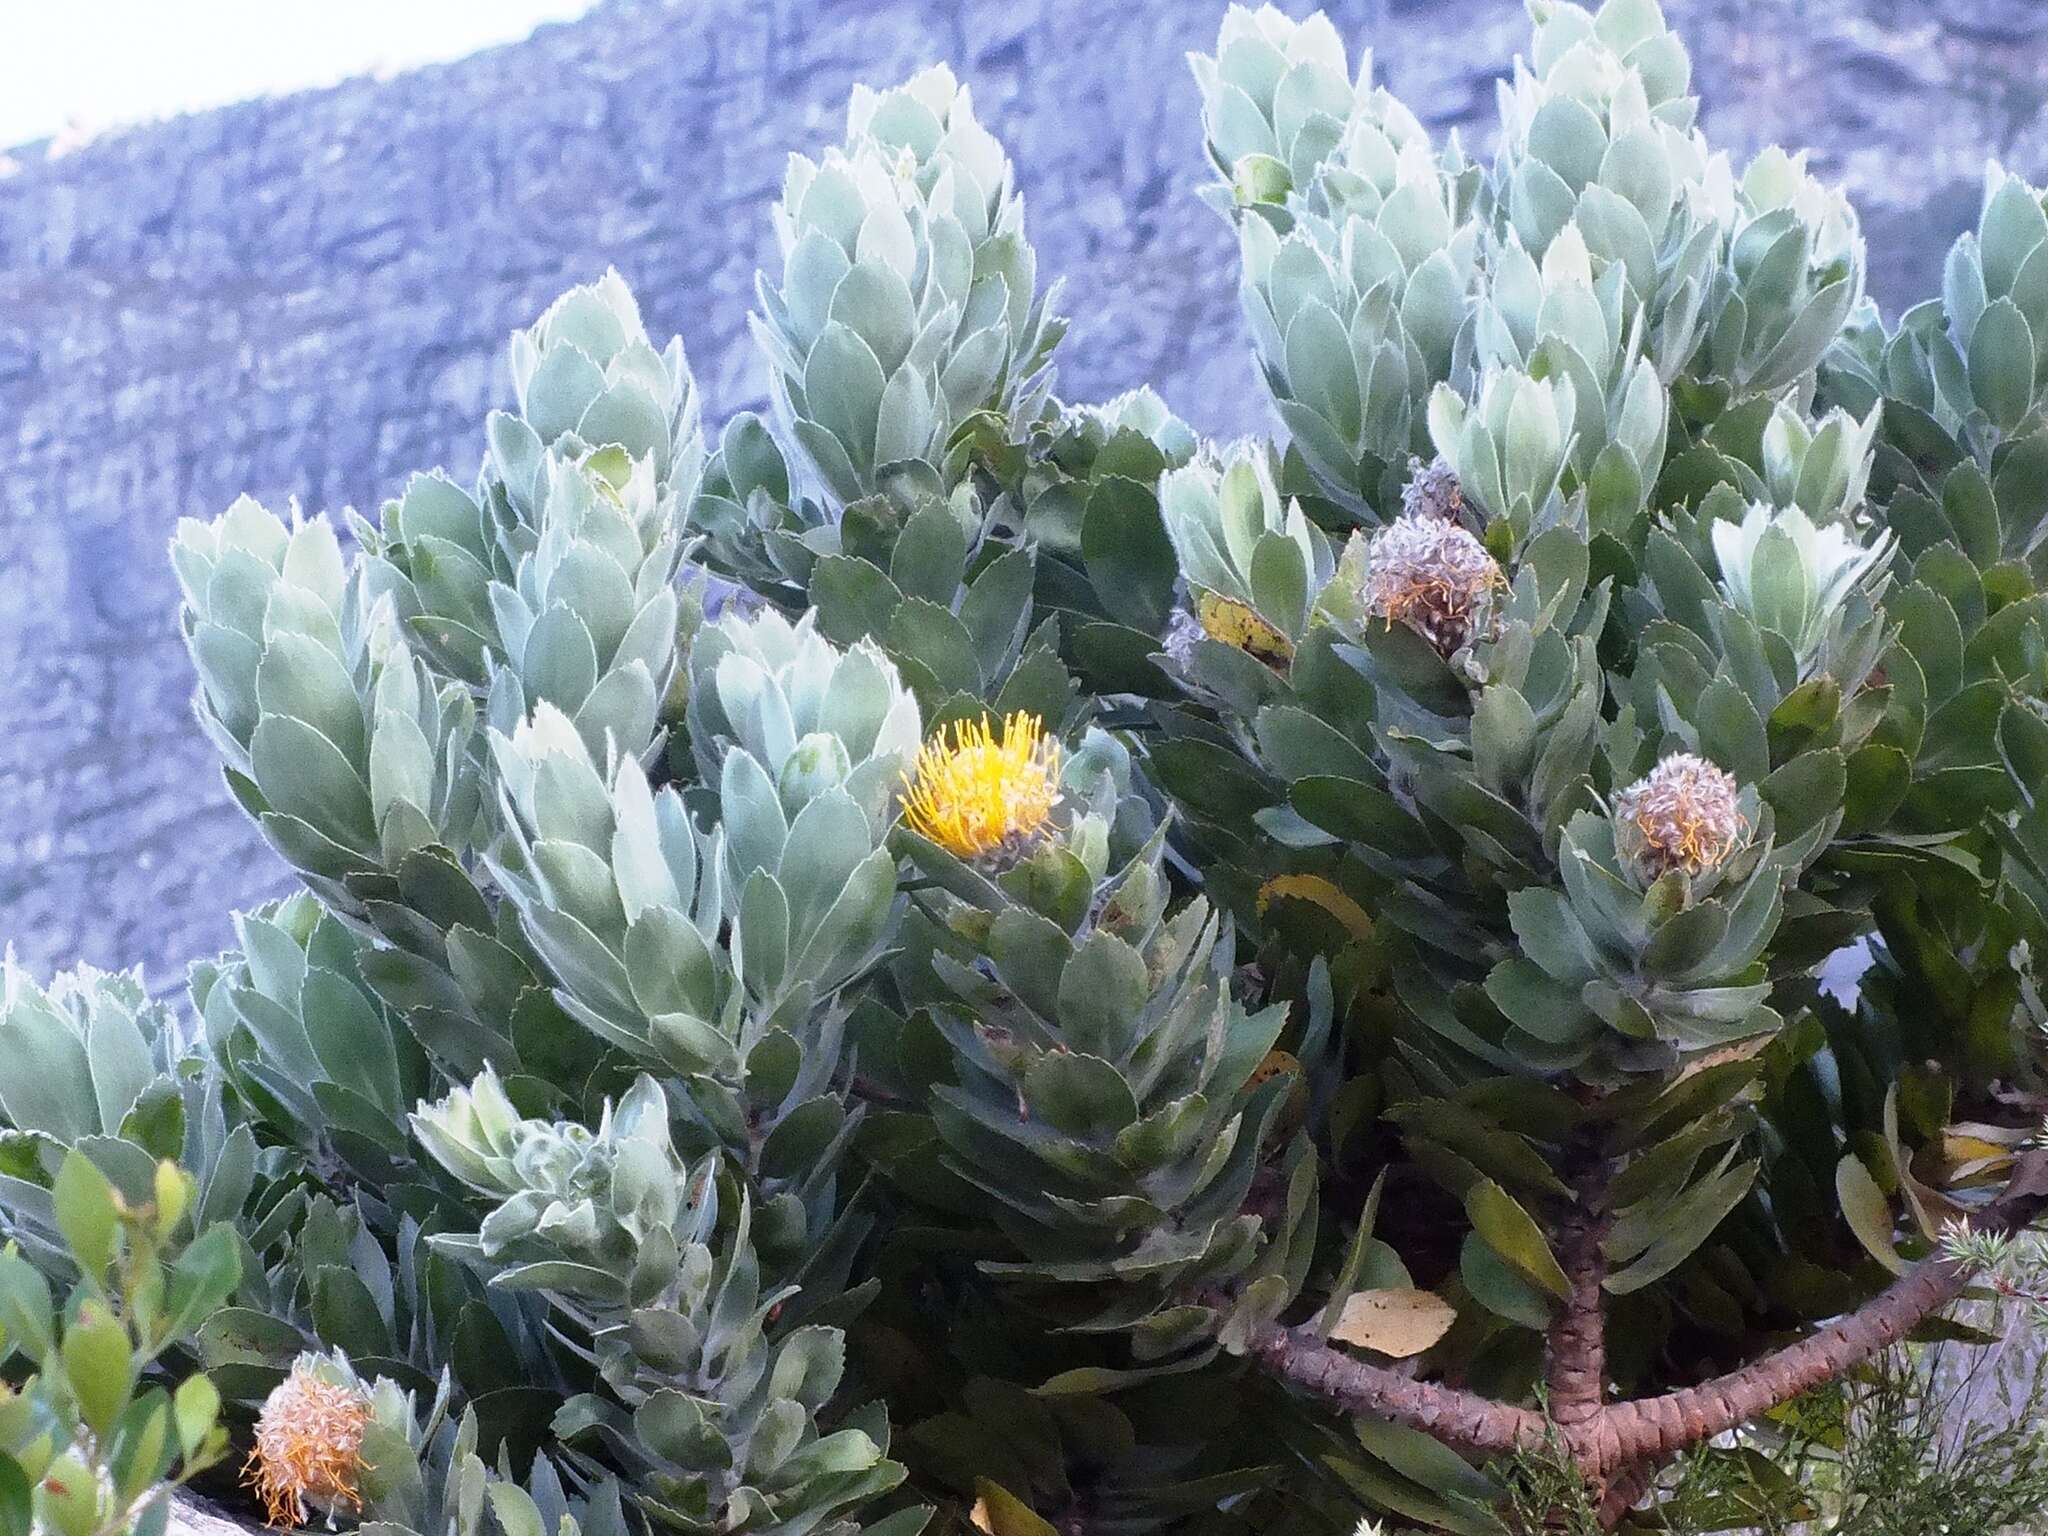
<box><xmin>1256</xmin><ymin>874</ymin><xmax>1375</xmax><ymax>942</ymax></box>
<box><xmin>1249</xmin><ymin>1049</ymin><xmax>1309</xmax><ymax>1142</ymax></box>
<box><xmin>1328</xmin><ymin>1287</ymin><xmax>1457</xmax><ymax>1358</ymax></box>
<box><xmin>1884</xmin><ymin>1084</ymin><xmax>1966</xmax><ymax>1239</ymax></box>
<box><xmin>1669</xmin><ymin>1034</ymin><xmax>1771</xmax><ymax>1083</ymax></box>
<box><xmin>1247</xmin><ymin>1049</ymin><xmax>1301</xmax><ymax>1090</ymax></box>
<box><xmin>1836</xmin><ymin>1154</ymin><xmax>1906</xmax><ymax>1276</ymax></box>
<box><xmin>1942</xmin><ymin>1122</ymin><xmax>2024</xmax><ymax>1179</ymax></box>
<box><xmin>1947</xmin><ymin>1120</ymin><xmax>2027</xmax><ymax>1146</ymax></box>
<box><xmin>1465</xmin><ymin>1177</ymin><xmax>1570</xmax><ymax>1299</ymax></box>
<box><xmin>1943</xmin><ymin>1134</ymin><xmax>2014</xmax><ymax>1163</ymax></box>
<box><xmin>1941</xmin><ymin>1131</ymin><xmax>2016</xmax><ymax>1185</ymax></box>
<box><xmin>970</xmin><ymin>1481</ymin><xmax>1059</xmax><ymax>1536</ymax></box>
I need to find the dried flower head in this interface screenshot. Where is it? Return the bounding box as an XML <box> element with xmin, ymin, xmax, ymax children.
<box><xmin>901</xmin><ymin>712</ymin><xmax>1061</xmax><ymax>864</ymax></box>
<box><xmin>1195</xmin><ymin>590</ymin><xmax>1294</xmax><ymax>662</ymax></box>
<box><xmin>245</xmin><ymin>1361</ymin><xmax>370</xmax><ymax>1528</ymax></box>
<box><xmin>1361</xmin><ymin>513</ymin><xmax>1504</xmax><ymax>656</ymax></box>
<box><xmin>1613</xmin><ymin>753</ymin><xmax>1747</xmax><ymax>882</ymax></box>
<box><xmin>1401</xmin><ymin>455</ymin><xmax>1463</xmax><ymax>521</ymax></box>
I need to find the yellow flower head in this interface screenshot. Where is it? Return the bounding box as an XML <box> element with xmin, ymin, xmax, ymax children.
<box><xmin>244</xmin><ymin>1362</ymin><xmax>370</xmax><ymax>1528</ymax></box>
<box><xmin>1195</xmin><ymin>590</ymin><xmax>1294</xmax><ymax>662</ymax></box>
<box><xmin>901</xmin><ymin>712</ymin><xmax>1061</xmax><ymax>863</ymax></box>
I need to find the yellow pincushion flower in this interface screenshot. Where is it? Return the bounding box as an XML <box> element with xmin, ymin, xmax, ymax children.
<box><xmin>901</xmin><ymin>712</ymin><xmax>1061</xmax><ymax>863</ymax></box>
<box><xmin>244</xmin><ymin>1361</ymin><xmax>370</xmax><ymax>1528</ymax></box>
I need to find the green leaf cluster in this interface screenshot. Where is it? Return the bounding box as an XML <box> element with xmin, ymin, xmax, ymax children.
<box><xmin>0</xmin><ymin>1150</ymin><xmax>234</xmax><ymax>1536</ymax></box>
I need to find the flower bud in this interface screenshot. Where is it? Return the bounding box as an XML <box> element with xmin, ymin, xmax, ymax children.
<box><xmin>1710</xmin><ymin>502</ymin><xmax>1894</xmax><ymax>677</ymax></box>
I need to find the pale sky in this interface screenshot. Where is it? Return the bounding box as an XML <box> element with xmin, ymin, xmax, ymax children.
<box><xmin>0</xmin><ymin>1</ymin><xmax>600</xmax><ymax>149</ymax></box>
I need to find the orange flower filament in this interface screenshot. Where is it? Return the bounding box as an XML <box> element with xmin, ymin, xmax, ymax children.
<box><xmin>1362</xmin><ymin>513</ymin><xmax>1504</xmax><ymax>657</ymax></box>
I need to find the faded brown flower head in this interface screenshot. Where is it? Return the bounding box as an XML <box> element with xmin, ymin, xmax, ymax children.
<box><xmin>1401</xmin><ymin>455</ymin><xmax>1463</xmax><ymax>521</ymax></box>
<box><xmin>1362</xmin><ymin>513</ymin><xmax>1504</xmax><ymax>657</ymax></box>
<box><xmin>1613</xmin><ymin>753</ymin><xmax>1746</xmax><ymax>882</ymax></box>
<box><xmin>245</xmin><ymin>1362</ymin><xmax>370</xmax><ymax>1528</ymax></box>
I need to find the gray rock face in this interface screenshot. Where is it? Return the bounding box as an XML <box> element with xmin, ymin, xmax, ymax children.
<box><xmin>2</xmin><ymin>0</ymin><xmax>2045</xmax><ymax>990</ymax></box>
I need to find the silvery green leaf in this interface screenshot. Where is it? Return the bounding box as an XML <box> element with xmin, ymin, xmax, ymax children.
<box><xmin>790</xmin><ymin>846</ymin><xmax>898</xmax><ymax>992</ymax></box>
<box><xmin>830</xmin><ymin>262</ymin><xmax>918</xmax><ymax>376</ymax></box>
<box><xmin>1284</xmin><ymin>299</ymin><xmax>1362</xmax><ymax>442</ymax></box>
<box><xmin>1969</xmin><ymin>296</ymin><xmax>2036</xmax><ymax>430</ymax></box>
<box><xmin>521</xmin><ymin>606</ymin><xmax>602</xmax><ymax>718</ymax></box>
<box><xmin>1599</xmin><ymin>124</ymin><xmax>1676</xmax><ymax>233</ymax></box>
<box><xmin>624</xmin><ymin>909</ymin><xmax>721</xmax><ymax>1029</ymax></box>
<box><xmin>721</xmin><ymin>748</ymin><xmax>792</xmax><ymax>885</ymax></box>
<box><xmin>255</xmin><ymin>631</ymin><xmax>364</xmax><ymax>765</ymax></box>
<box><xmin>781</xmin><ymin>790</ymin><xmax>874</xmax><ymax>936</ymax></box>
<box><xmin>736</xmin><ymin>871</ymin><xmax>792</xmax><ymax>1003</ymax></box>
<box><xmin>573</xmin><ymin>664</ymin><xmax>658</xmax><ymax>767</ymax></box>
<box><xmin>576</xmin><ymin>385</ymin><xmax>670</xmax><ymax>475</ymax></box>
<box><xmin>522</xmin><ymin>344</ymin><xmax>607</xmax><ymax>447</ymax></box>
<box><xmin>251</xmin><ymin>715</ymin><xmax>377</xmax><ymax>853</ymax></box>
<box><xmin>873</xmin><ymin>365</ymin><xmax>937</xmax><ymax>469</ymax></box>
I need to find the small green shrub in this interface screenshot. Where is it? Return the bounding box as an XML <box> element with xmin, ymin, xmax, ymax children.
<box><xmin>0</xmin><ymin>1148</ymin><xmax>234</xmax><ymax>1536</ymax></box>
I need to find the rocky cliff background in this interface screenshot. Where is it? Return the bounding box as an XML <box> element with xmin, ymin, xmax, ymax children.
<box><xmin>3</xmin><ymin>0</ymin><xmax>2045</xmax><ymax>988</ymax></box>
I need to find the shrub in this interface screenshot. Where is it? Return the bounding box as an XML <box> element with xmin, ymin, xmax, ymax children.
<box><xmin>0</xmin><ymin>1144</ymin><xmax>236</xmax><ymax>1536</ymax></box>
<box><xmin>6</xmin><ymin>1</ymin><xmax>2048</xmax><ymax>1532</ymax></box>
